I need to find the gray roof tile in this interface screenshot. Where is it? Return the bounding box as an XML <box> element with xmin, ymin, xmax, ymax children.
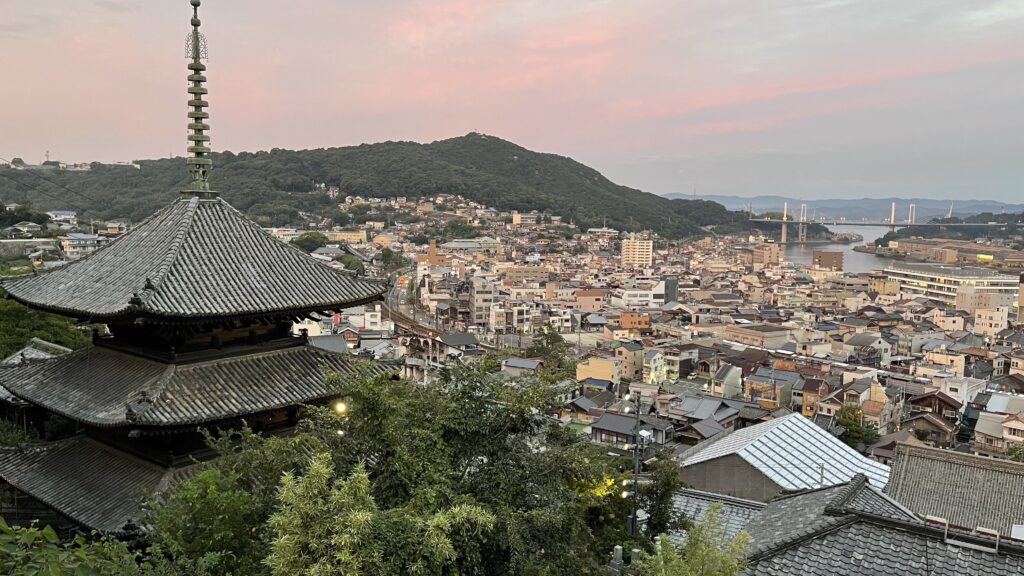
<box><xmin>2</xmin><ymin>197</ymin><xmax>385</xmax><ymax>320</ymax></box>
<box><xmin>0</xmin><ymin>343</ymin><xmax>397</xmax><ymax>428</ymax></box>
<box><xmin>0</xmin><ymin>436</ymin><xmax>181</xmax><ymax>533</ymax></box>
<box><xmin>885</xmin><ymin>444</ymin><xmax>1024</xmax><ymax>537</ymax></box>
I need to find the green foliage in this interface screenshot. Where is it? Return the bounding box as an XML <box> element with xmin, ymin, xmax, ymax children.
<box><xmin>149</xmin><ymin>468</ymin><xmax>261</xmax><ymax>575</ymax></box>
<box><xmin>0</xmin><ymin>135</ymin><xmax>763</xmax><ymax>239</ymax></box>
<box><xmin>0</xmin><ymin>420</ymin><xmax>36</xmax><ymax>447</ymax></box>
<box><xmin>290</xmin><ymin>231</ymin><xmax>329</xmax><ymax>253</ymax></box>
<box><xmin>264</xmin><ymin>455</ymin><xmax>496</xmax><ymax>576</ymax></box>
<box><xmin>0</xmin><ymin>518</ymin><xmax>143</xmax><ymax>575</ymax></box>
<box><xmin>636</xmin><ymin>451</ymin><xmax>689</xmax><ymax>537</ymax></box>
<box><xmin>8</xmin><ymin>366</ymin><xmax>690</xmax><ymax>575</ymax></box>
<box><xmin>0</xmin><ymin>299</ymin><xmax>92</xmax><ymax>360</ymax></box>
<box><xmin>335</xmin><ymin>254</ymin><xmax>365</xmax><ymax>275</ymax></box>
<box><xmin>1008</xmin><ymin>444</ymin><xmax>1024</xmax><ymax>463</ymax></box>
<box><xmin>378</xmin><ymin>247</ymin><xmax>407</xmax><ymax>274</ymax></box>
<box><xmin>524</xmin><ymin>326</ymin><xmax>576</xmax><ymax>381</ymax></box>
<box><xmin>836</xmin><ymin>404</ymin><xmax>880</xmax><ymax>449</ymax></box>
<box><xmin>0</xmin><ymin>207</ymin><xmax>50</xmax><ymax>228</ymax></box>
<box><xmin>636</xmin><ymin>503</ymin><xmax>749</xmax><ymax>576</ymax></box>
<box><xmin>441</xmin><ymin>219</ymin><xmax>478</xmax><ymax>240</ymax></box>
<box><xmin>145</xmin><ymin>366</ymin><xmax>655</xmax><ymax>575</ymax></box>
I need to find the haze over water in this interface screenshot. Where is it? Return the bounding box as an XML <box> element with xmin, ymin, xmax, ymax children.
<box><xmin>783</xmin><ymin>224</ymin><xmax>890</xmax><ymax>274</ymax></box>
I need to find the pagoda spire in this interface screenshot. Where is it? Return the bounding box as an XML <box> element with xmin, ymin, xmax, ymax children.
<box><xmin>185</xmin><ymin>0</ymin><xmax>213</xmax><ymax>195</ymax></box>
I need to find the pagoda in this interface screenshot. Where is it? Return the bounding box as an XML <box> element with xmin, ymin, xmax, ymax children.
<box><xmin>0</xmin><ymin>0</ymin><xmax>393</xmax><ymax>536</ymax></box>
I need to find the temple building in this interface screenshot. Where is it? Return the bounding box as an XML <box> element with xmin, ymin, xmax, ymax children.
<box><xmin>0</xmin><ymin>0</ymin><xmax>394</xmax><ymax>536</ymax></box>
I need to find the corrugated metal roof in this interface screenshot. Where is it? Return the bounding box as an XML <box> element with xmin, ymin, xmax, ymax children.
<box><xmin>680</xmin><ymin>413</ymin><xmax>890</xmax><ymax>490</ymax></box>
<box><xmin>0</xmin><ymin>344</ymin><xmax>397</xmax><ymax>428</ymax></box>
<box><xmin>2</xmin><ymin>196</ymin><xmax>385</xmax><ymax>320</ymax></box>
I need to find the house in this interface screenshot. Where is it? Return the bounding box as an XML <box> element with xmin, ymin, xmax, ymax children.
<box><xmin>885</xmin><ymin>443</ymin><xmax>1024</xmax><ymax>538</ymax></box>
<box><xmin>613</xmin><ymin>341</ymin><xmax>644</xmax><ymax>381</ymax></box>
<box><xmin>45</xmin><ymin>210</ymin><xmax>78</xmax><ymax>225</ymax></box>
<box><xmin>501</xmin><ymin>357</ymin><xmax>543</xmax><ymax>378</ymax></box>
<box><xmin>590</xmin><ymin>412</ymin><xmax>674</xmax><ymax>447</ymax></box>
<box><xmin>576</xmin><ymin>354</ymin><xmax>622</xmax><ymax>385</ymax></box>
<box><xmin>59</xmin><ymin>233</ymin><xmax>106</xmax><ymax>259</ymax></box>
<box><xmin>744</xmin><ymin>366</ymin><xmax>800</xmax><ymax>408</ymax></box>
<box><xmin>437</xmin><ymin>332</ymin><xmax>481</xmax><ymax>360</ymax></box>
<box><xmin>865</xmin><ymin>429</ymin><xmax>926</xmax><ymax>464</ymax></box>
<box><xmin>972</xmin><ymin>411</ymin><xmax>1021</xmax><ymax>458</ymax></box>
<box><xmin>742</xmin><ymin>473</ymin><xmax>1024</xmax><ymax>575</ymax></box>
<box><xmin>676</xmin><ymin>413</ymin><xmax>890</xmax><ymax>501</ymax></box>
<box><xmin>800</xmin><ymin>378</ymin><xmax>830</xmax><ymax>417</ymax></box>
<box><xmin>903</xmin><ymin>390</ymin><xmax>961</xmax><ymax>447</ymax></box>
<box><xmin>663</xmin><ymin>395</ymin><xmax>744</xmax><ymax>445</ymax></box>
<box><xmin>711</xmin><ymin>363</ymin><xmax>743</xmax><ymax>399</ymax></box>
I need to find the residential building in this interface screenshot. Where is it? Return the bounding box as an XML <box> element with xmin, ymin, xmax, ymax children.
<box><xmin>620</xmin><ymin>233</ymin><xmax>653</xmax><ymax>268</ymax></box>
<box><xmin>884</xmin><ymin>263</ymin><xmax>1019</xmax><ymax>306</ymax></box>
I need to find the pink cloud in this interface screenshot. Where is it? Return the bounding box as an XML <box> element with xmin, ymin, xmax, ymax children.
<box><xmin>608</xmin><ymin>41</ymin><xmax>1022</xmax><ymax>123</ymax></box>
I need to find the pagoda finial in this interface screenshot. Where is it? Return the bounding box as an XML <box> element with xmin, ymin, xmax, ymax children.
<box><xmin>185</xmin><ymin>0</ymin><xmax>214</xmax><ymax>195</ymax></box>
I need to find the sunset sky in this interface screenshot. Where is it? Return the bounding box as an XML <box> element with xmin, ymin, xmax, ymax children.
<box><xmin>2</xmin><ymin>0</ymin><xmax>1022</xmax><ymax>200</ymax></box>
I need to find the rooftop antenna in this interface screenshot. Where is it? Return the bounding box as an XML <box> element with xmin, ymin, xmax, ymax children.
<box><xmin>184</xmin><ymin>0</ymin><xmax>214</xmax><ymax>196</ymax></box>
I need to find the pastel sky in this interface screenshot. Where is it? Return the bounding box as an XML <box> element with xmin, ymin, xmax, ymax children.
<box><xmin>2</xmin><ymin>0</ymin><xmax>1022</xmax><ymax>200</ymax></box>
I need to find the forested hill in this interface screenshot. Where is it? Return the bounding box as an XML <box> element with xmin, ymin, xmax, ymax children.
<box><xmin>1</xmin><ymin>133</ymin><xmax>762</xmax><ymax>238</ymax></box>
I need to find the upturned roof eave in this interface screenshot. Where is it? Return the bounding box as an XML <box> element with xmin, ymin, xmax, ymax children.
<box><xmin>3</xmin><ymin>288</ymin><xmax>386</xmax><ymax>323</ymax></box>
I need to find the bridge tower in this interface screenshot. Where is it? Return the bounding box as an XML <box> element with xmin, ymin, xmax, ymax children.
<box><xmin>798</xmin><ymin>203</ymin><xmax>808</xmax><ymax>243</ymax></box>
<box><xmin>888</xmin><ymin>201</ymin><xmax>897</xmax><ymax>233</ymax></box>
<box><xmin>907</xmin><ymin>203</ymin><xmax>916</xmax><ymax>224</ymax></box>
<box><xmin>781</xmin><ymin>202</ymin><xmax>788</xmax><ymax>244</ymax></box>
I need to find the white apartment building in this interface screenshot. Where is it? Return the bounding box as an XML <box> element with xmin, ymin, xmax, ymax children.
<box><xmin>487</xmin><ymin>301</ymin><xmax>535</xmax><ymax>334</ymax></box>
<box><xmin>620</xmin><ymin>233</ymin><xmax>653</xmax><ymax>268</ymax></box>
<box><xmin>884</xmin><ymin>263</ymin><xmax>1019</xmax><ymax>306</ymax></box>
<box><xmin>59</xmin><ymin>233</ymin><xmax>106</xmax><ymax>259</ymax></box>
<box><xmin>974</xmin><ymin>306</ymin><xmax>1010</xmax><ymax>338</ymax></box>
<box><xmin>609</xmin><ymin>280</ymin><xmax>666</xmax><ymax>309</ymax></box>
<box><xmin>469</xmin><ymin>277</ymin><xmax>495</xmax><ymax>326</ymax></box>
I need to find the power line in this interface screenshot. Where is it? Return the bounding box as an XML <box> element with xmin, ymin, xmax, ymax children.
<box><xmin>0</xmin><ymin>157</ymin><xmax>101</xmax><ymax>205</ymax></box>
<box><xmin>0</xmin><ymin>170</ymin><xmax>89</xmax><ymax>211</ymax></box>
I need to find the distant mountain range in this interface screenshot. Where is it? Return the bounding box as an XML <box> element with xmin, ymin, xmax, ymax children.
<box><xmin>663</xmin><ymin>194</ymin><xmax>1024</xmax><ymax>222</ymax></box>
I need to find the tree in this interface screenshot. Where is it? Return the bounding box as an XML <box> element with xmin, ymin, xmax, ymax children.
<box><xmin>264</xmin><ymin>454</ymin><xmax>496</xmax><ymax>576</ymax></box>
<box><xmin>0</xmin><ymin>420</ymin><xmax>35</xmax><ymax>447</ymax></box>
<box><xmin>836</xmin><ymin>404</ymin><xmax>880</xmax><ymax>449</ymax></box>
<box><xmin>149</xmin><ymin>468</ymin><xmax>261</xmax><ymax>575</ymax></box>
<box><xmin>524</xmin><ymin>326</ymin><xmax>576</xmax><ymax>380</ymax></box>
<box><xmin>0</xmin><ymin>299</ymin><xmax>93</xmax><ymax>360</ymax></box>
<box><xmin>379</xmin><ymin>247</ymin><xmax>407</xmax><ymax>273</ymax></box>
<box><xmin>289</xmin><ymin>231</ymin><xmax>328</xmax><ymax>253</ymax></box>
<box><xmin>0</xmin><ymin>518</ymin><xmax>143</xmax><ymax>575</ymax></box>
<box><xmin>1008</xmin><ymin>443</ymin><xmax>1024</xmax><ymax>463</ymax></box>
<box><xmin>636</xmin><ymin>451</ymin><xmax>689</xmax><ymax>536</ymax></box>
<box><xmin>335</xmin><ymin>254</ymin><xmax>365</xmax><ymax>275</ymax></box>
<box><xmin>636</xmin><ymin>503</ymin><xmax>749</xmax><ymax>576</ymax></box>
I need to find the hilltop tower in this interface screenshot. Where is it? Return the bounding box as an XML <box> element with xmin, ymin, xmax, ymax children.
<box><xmin>0</xmin><ymin>1</ymin><xmax>393</xmax><ymax>536</ymax></box>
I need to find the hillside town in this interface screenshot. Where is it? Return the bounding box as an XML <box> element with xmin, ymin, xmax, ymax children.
<box><xmin>2</xmin><ymin>1</ymin><xmax>1024</xmax><ymax>574</ymax></box>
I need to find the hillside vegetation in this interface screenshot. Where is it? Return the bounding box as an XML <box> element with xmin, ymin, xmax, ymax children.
<box><xmin>0</xmin><ymin>133</ymin><xmax>783</xmax><ymax>239</ymax></box>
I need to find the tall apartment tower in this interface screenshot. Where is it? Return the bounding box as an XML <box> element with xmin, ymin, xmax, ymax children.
<box><xmin>621</xmin><ymin>233</ymin><xmax>653</xmax><ymax>268</ymax></box>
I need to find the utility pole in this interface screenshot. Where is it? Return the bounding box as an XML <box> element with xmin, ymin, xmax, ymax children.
<box><xmin>627</xmin><ymin>391</ymin><xmax>643</xmax><ymax>536</ymax></box>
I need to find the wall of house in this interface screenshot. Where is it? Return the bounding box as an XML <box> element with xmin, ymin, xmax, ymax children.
<box><xmin>576</xmin><ymin>357</ymin><xmax>621</xmax><ymax>384</ymax></box>
<box><xmin>681</xmin><ymin>454</ymin><xmax>782</xmax><ymax>502</ymax></box>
